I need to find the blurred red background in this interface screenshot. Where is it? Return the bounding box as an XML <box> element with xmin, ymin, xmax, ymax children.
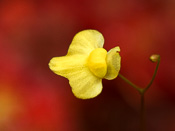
<box><xmin>0</xmin><ymin>0</ymin><xmax>175</xmax><ymax>131</ymax></box>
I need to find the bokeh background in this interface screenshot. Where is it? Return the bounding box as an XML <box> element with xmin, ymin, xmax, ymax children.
<box><xmin>0</xmin><ymin>0</ymin><xmax>175</xmax><ymax>131</ymax></box>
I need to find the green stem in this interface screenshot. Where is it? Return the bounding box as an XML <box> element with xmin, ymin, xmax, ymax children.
<box><xmin>143</xmin><ymin>56</ymin><xmax>160</xmax><ymax>93</ymax></box>
<box><xmin>118</xmin><ymin>55</ymin><xmax>160</xmax><ymax>131</ymax></box>
<box><xmin>140</xmin><ymin>93</ymin><xmax>145</xmax><ymax>131</ymax></box>
<box><xmin>118</xmin><ymin>74</ymin><xmax>142</xmax><ymax>93</ymax></box>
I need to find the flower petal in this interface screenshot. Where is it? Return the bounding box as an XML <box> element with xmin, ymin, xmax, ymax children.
<box><xmin>68</xmin><ymin>67</ymin><xmax>102</xmax><ymax>99</ymax></box>
<box><xmin>49</xmin><ymin>54</ymin><xmax>102</xmax><ymax>99</ymax></box>
<box><xmin>104</xmin><ymin>46</ymin><xmax>121</xmax><ymax>80</ymax></box>
<box><xmin>49</xmin><ymin>55</ymin><xmax>87</xmax><ymax>78</ymax></box>
<box><xmin>68</xmin><ymin>30</ymin><xmax>104</xmax><ymax>55</ymax></box>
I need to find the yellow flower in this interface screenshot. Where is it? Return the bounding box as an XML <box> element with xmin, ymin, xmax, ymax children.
<box><xmin>49</xmin><ymin>30</ymin><xmax>121</xmax><ymax>99</ymax></box>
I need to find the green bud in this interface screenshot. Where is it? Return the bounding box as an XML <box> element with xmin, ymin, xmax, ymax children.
<box><xmin>150</xmin><ymin>54</ymin><xmax>160</xmax><ymax>62</ymax></box>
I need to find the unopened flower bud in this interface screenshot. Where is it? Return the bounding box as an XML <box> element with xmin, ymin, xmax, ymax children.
<box><xmin>150</xmin><ymin>54</ymin><xmax>160</xmax><ymax>62</ymax></box>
